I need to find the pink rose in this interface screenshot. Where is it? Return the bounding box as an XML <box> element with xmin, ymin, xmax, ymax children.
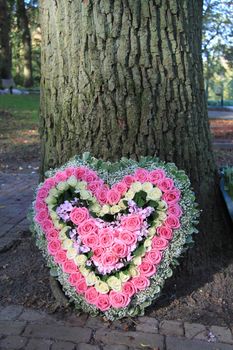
<box><xmin>70</xmin><ymin>207</ymin><xmax>89</xmax><ymax>225</ymax></box>
<box><xmin>112</xmin><ymin>182</ymin><xmax>128</xmax><ymax>196</ymax></box>
<box><xmin>139</xmin><ymin>262</ymin><xmax>156</xmax><ymax>277</ymax></box>
<box><xmin>95</xmin><ymin>294</ymin><xmax>111</xmax><ymax>311</ymax></box>
<box><xmin>121</xmin><ymin>214</ymin><xmax>142</xmax><ymax>231</ymax></box>
<box><xmin>83</xmin><ymin>170</ymin><xmax>98</xmax><ymax>182</ymax></box>
<box><xmin>168</xmin><ymin>204</ymin><xmax>183</xmax><ymax>218</ymax></box>
<box><xmin>109</xmin><ymin>291</ymin><xmax>130</xmax><ymax>308</ymax></box>
<box><xmin>87</xmin><ymin>180</ymin><xmax>104</xmax><ymax>194</ymax></box>
<box><xmin>78</xmin><ymin>219</ymin><xmax>98</xmax><ymax>236</ymax></box>
<box><xmin>75</xmin><ymin>279</ymin><xmax>87</xmax><ymax>294</ymax></box>
<box><xmin>93</xmin><ymin>247</ymin><xmax>104</xmax><ymax>257</ymax></box>
<box><xmin>132</xmin><ymin>276</ymin><xmax>150</xmax><ymax>291</ymax></box>
<box><xmin>62</xmin><ymin>260</ymin><xmax>77</xmax><ymax>274</ymax></box>
<box><xmin>35</xmin><ymin>200</ymin><xmax>47</xmax><ymax>211</ymax></box>
<box><xmin>37</xmin><ymin>188</ymin><xmax>49</xmax><ymax>200</ymax></box>
<box><xmin>35</xmin><ymin>210</ymin><xmax>49</xmax><ymax>224</ymax></box>
<box><xmin>151</xmin><ymin>237</ymin><xmax>169</xmax><ymax>250</ymax></box>
<box><xmin>123</xmin><ymin>175</ymin><xmax>135</xmax><ymax>187</ymax></box>
<box><xmin>46</xmin><ymin>229</ymin><xmax>59</xmax><ymax>241</ymax></box>
<box><xmin>157</xmin><ymin>225</ymin><xmax>173</xmax><ymax>240</ymax></box>
<box><xmin>54</xmin><ymin>250</ymin><xmax>67</xmax><ymax>264</ymax></box>
<box><xmin>157</xmin><ymin>178</ymin><xmax>174</xmax><ymax>192</ymax></box>
<box><xmin>163</xmin><ymin>189</ymin><xmax>181</xmax><ymax>204</ymax></box>
<box><xmin>85</xmin><ymin>287</ymin><xmax>99</xmax><ymax>304</ymax></box>
<box><xmin>122</xmin><ymin>281</ymin><xmax>136</xmax><ymax>297</ymax></box>
<box><xmin>47</xmin><ymin>239</ymin><xmax>61</xmax><ymax>255</ymax></box>
<box><xmin>65</xmin><ymin>167</ymin><xmax>76</xmax><ymax>177</ymax></box>
<box><xmin>134</xmin><ymin>168</ymin><xmax>150</xmax><ymax>183</ymax></box>
<box><xmin>101</xmin><ymin>252</ymin><xmax>118</xmax><ymax>267</ymax></box>
<box><xmin>149</xmin><ymin>169</ymin><xmax>166</xmax><ymax>184</ymax></box>
<box><xmin>107</xmin><ymin>189</ymin><xmax>121</xmax><ymax>205</ymax></box>
<box><xmin>54</xmin><ymin>171</ymin><xmax>68</xmax><ymax>183</ymax></box>
<box><xmin>68</xmin><ymin>272</ymin><xmax>82</xmax><ymax>286</ymax></box>
<box><xmin>165</xmin><ymin>215</ymin><xmax>180</xmax><ymax>229</ymax></box>
<box><xmin>96</xmin><ymin>188</ymin><xmax>108</xmax><ymax>204</ymax></box>
<box><xmin>145</xmin><ymin>249</ymin><xmax>162</xmax><ymax>265</ymax></box>
<box><xmin>112</xmin><ymin>242</ymin><xmax>128</xmax><ymax>258</ymax></box>
<box><xmin>44</xmin><ymin>178</ymin><xmax>56</xmax><ymax>189</ymax></box>
<box><xmin>82</xmin><ymin>233</ymin><xmax>99</xmax><ymax>249</ymax></box>
<box><xmin>74</xmin><ymin>166</ymin><xmax>88</xmax><ymax>180</ymax></box>
<box><xmin>99</xmin><ymin>228</ymin><xmax>113</xmax><ymax>247</ymax></box>
<box><xmin>119</xmin><ymin>230</ymin><xmax>137</xmax><ymax>246</ymax></box>
<box><xmin>41</xmin><ymin>219</ymin><xmax>53</xmax><ymax>232</ymax></box>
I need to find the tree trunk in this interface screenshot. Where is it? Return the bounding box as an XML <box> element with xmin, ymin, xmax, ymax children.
<box><xmin>40</xmin><ymin>0</ymin><xmax>232</xmax><ymax>271</ymax></box>
<box><xmin>0</xmin><ymin>0</ymin><xmax>12</xmax><ymax>80</ymax></box>
<box><xmin>17</xmin><ymin>0</ymin><xmax>33</xmax><ymax>87</ymax></box>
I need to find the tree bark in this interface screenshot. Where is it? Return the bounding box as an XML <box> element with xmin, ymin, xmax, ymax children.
<box><xmin>0</xmin><ymin>0</ymin><xmax>12</xmax><ymax>80</ymax></box>
<box><xmin>17</xmin><ymin>0</ymin><xmax>33</xmax><ymax>87</ymax></box>
<box><xmin>40</xmin><ymin>0</ymin><xmax>232</xmax><ymax>271</ymax></box>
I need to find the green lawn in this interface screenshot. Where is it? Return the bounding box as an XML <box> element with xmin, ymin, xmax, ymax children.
<box><xmin>0</xmin><ymin>94</ymin><xmax>40</xmax><ymax>125</ymax></box>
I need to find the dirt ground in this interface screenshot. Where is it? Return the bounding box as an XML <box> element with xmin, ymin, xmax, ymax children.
<box><xmin>0</xmin><ymin>108</ymin><xmax>233</xmax><ymax>328</ymax></box>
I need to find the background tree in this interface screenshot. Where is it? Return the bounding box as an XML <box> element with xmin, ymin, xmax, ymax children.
<box><xmin>40</xmin><ymin>0</ymin><xmax>231</xmax><ymax>270</ymax></box>
<box><xmin>202</xmin><ymin>0</ymin><xmax>233</xmax><ymax>100</ymax></box>
<box><xmin>16</xmin><ymin>0</ymin><xmax>33</xmax><ymax>87</ymax></box>
<box><xmin>0</xmin><ymin>0</ymin><xmax>12</xmax><ymax>81</ymax></box>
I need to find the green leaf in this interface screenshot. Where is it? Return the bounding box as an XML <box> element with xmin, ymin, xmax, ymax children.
<box><xmin>133</xmin><ymin>245</ymin><xmax>146</xmax><ymax>257</ymax></box>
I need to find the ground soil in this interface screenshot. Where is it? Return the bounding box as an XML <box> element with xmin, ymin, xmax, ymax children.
<box><xmin>0</xmin><ymin>108</ymin><xmax>233</xmax><ymax>328</ymax></box>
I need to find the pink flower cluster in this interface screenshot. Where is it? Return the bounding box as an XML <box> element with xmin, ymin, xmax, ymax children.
<box><xmin>34</xmin><ymin>165</ymin><xmax>183</xmax><ymax>311</ymax></box>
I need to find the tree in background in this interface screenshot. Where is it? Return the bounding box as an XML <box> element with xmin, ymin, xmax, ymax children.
<box><xmin>40</xmin><ymin>0</ymin><xmax>231</xmax><ymax>272</ymax></box>
<box><xmin>202</xmin><ymin>0</ymin><xmax>233</xmax><ymax>101</ymax></box>
<box><xmin>16</xmin><ymin>0</ymin><xmax>33</xmax><ymax>87</ymax></box>
<box><xmin>0</xmin><ymin>0</ymin><xmax>12</xmax><ymax>81</ymax></box>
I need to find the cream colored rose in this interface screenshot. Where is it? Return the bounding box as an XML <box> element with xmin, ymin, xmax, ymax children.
<box><xmin>158</xmin><ymin>212</ymin><xmax>167</xmax><ymax>221</ymax></box>
<box><xmin>148</xmin><ymin>227</ymin><xmax>156</xmax><ymax>237</ymax></box>
<box><xmin>102</xmin><ymin>204</ymin><xmax>110</xmax><ymax>214</ymax></box>
<box><xmin>146</xmin><ymin>188</ymin><xmax>162</xmax><ymax>201</ymax></box>
<box><xmin>110</xmin><ymin>205</ymin><xmax>121</xmax><ymax>215</ymax></box>
<box><xmin>107</xmin><ymin>276</ymin><xmax>122</xmax><ymax>291</ymax></box>
<box><xmin>45</xmin><ymin>195</ymin><xmax>57</xmax><ymax>205</ymax></box>
<box><xmin>49</xmin><ymin>188</ymin><xmax>59</xmax><ymax>197</ymax></box>
<box><xmin>86</xmin><ymin>272</ymin><xmax>98</xmax><ymax>286</ymax></box>
<box><xmin>76</xmin><ymin>181</ymin><xmax>87</xmax><ymax>190</ymax></box>
<box><xmin>133</xmin><ymin>256</ymin><xmax>142</xmax><ymax>266</ymax></box>
<box><xmin>79</xmin><ymin>190</ymin><xmax>91</xmax><ymax>200</ymax></box>
<box><xmin>54</xmin><ymin>220</ymin><xmax>64</xmax><ymax>229</ymax></box>
<box><xmin>79</xmin><ymin>266</ymin><xmax>90</xmax><ymax>277</ymax></box>
<box><xmin>144</xmin><ymin>238</ymin><xmax>152</xmax><ymax>248</ymax></box>
<box><xmin>157</xmin><ymin>200</ymin><xmax>167</xmax><ymax>210</ymax></box>
<box><xmin>57</xmin><ymin>181</ymin><xmax>69</xmax><ymax>192</ymax></box>
<box><xmin>62</xmin><ymin>239</ymin><xmax>73</xmax><ymax>250</ymax></box>
<box><xmin>67</xmin><ymin>175</ymin><xmax>78</xmax><ymax>187</ymax></box>
<box><xmin>66</xmin><ymin>247</ymin><xmax>77</xmax><ymax>259</ymax></box>
<box><xmin>131</xmin><ymin>181</ymin><xmax>142</xmax><ymax>192</ymax></box>
<box><xmin>74</xmin><ymin>254</ymin><xmax>87</xmax><ymax>266</ymax></box>
<box><xmin>95</xmin><ymin>281</ymin><xmax>109</xmax><ymax>294</ymax></box>
<box><xmin>119</xmin><ymin>200</ymin><xmax>127</xmax><ymax>210</ymax></box>
<box><xmin>50</xmin><ymin>211</ymin><xmax>58</xmax><ymax>221</ymax></box>
<box><xmin>142</xmin><ymin>182</ymin><xmax>153</xmax><ymax>192</ymax></box>
<box><xmin>124</xmin><ymin>189</ymin><xmax>135</xmax><ymax>200</ymax></box>
<box><xmin>129</xmin><ymin>265</ymin><xmax>139</xmax><ymax>277</ymax></box>
<box><xmin>90</xmin><ymin>203</ymin><xmax>101</xmax><ymax>214</ymax></box>
<box><xmin>119</xmin><ymin>271</ymin><xmax>130</xmax><ymax>282</ymax></box>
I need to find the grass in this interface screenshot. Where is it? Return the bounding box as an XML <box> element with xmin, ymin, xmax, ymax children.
<box><xmin>0</xmin><ymin>94</ymin><xmax>40</xmax><ymax>125</ymax></box>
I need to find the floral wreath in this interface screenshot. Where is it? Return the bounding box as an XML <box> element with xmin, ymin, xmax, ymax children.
<box><xmin>30</xmin><ymin>154</ymin><xmax>199</xmax><ymax>320</ymax></box>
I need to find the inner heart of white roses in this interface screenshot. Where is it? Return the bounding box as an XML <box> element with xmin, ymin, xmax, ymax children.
<box><xmin>55</xmin><ymin>199</ymin><xmax>157</xmax><ymax>276</ymax></box>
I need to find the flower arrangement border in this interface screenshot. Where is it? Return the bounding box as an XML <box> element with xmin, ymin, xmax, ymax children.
<box><xmin>29</xmin><ymin>153</ymin><xmax>199</xmax><ymax>320</ymax></box>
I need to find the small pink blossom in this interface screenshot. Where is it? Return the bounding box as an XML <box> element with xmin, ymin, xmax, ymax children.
<box><xmin>95</xmin><ymin>294</ymin><xmax>111</xmax><ymax>311</ymax></box>
<box><xmin>165</xmin><ymin>215</ymin><xmax>180</xmax><ymax>229</ymax></box>
<box><xmin>62</xmin><ymin>260</ymin><xmax>77</xmax><ymax>274</ymax></box>
<box><xmin>134</xmin><ymin>168</ymin><xmax>150</xmax><ymax>183</ymax></box>
<box><xmin>151</xmin><ymin>237</ymin><xmax>169</xmax><ymax>250</ymax></box>
<box><xmin>162</xmin><ymin>189</ymin><xmax>181</xmax><ymax>204</ymax></box>
<box><xmin>54</xmin><ymin>171</ymin><xmax>68</xmax><ymax>183</ymax></box>
<box><xmin>74</xmin><ymin>166</ymin><xmax>88</xmax><ymax>180</ymax></box>
<box><xmin>78</xmin><ymin>219</ymin><xmax>98</xmax><ymax>236</ymax></box>
<box><xmin>82</xmin><ymin>233</ymin><xmax>99</xmax><ymax>249</ymax></box>
<box><xmin>70</xmin><ymin>207</ymin><xmax>89</xmax><ymax>225</ymax></box>
<box><xmin>119</xmin><ymin>230</ymin><xmax>137</xmax><ymax>246</ymax></box>
<box><xmin>85</xmin><ymin>287</ymin><xmax>99</xmax><ymax>304</ymax></box>
<box><xmin>112</xmin><ymin>182</ymin><xmax>128</xmax><ymax>196</ymax></box>
<box><xmin>101</xmin><ymin>252</ymin><xmax>118</xmax><ymax>267</ymax></box>
<box><xmin>157</xmin><ymin>225</ymin><xmax>173</xmax><ymax>240</ymax></box>
<box><xmin>107</xmin><ymin>189</ymin><xmax>121</xmax><ymax>205</ymax></box>
<box><xmin>99</xmin><ymin>228</ymin><xmax>114</xmax><ymax>247</ymax></box>
<box><xmin>122</xmin><ymin>175</ymin><xmax>135</xmax><ymax>187</ymax></box>
<box><xmin>47</xmin><ymin>239</ymin><xmax>61</xmax><ymax>255</ymax></box>
<box><xmin>139</xmin><ymin>262</ymin><xmax>156</xmax><ymax>277</ymax></box>
<box><xmin>112</xmin><ymin>242</ymin><xmax>129</xmax><ymax>258</ymax></box>
<box><xmin>168</xmin><ymin>204</ymin><xmax>183</xmax><ymax>217</ymax></box>
<box><xmin>68</xmin><ymin>272</ymin><xmax>82</xmax><ymax>286</ymax></box>
<box><xmin>149</xmin><ymin>169</ymin><xmax>166</xmax><ymax>184</ymax></box>
<box><xmin>144</xmin><ymin>249</ymin><xmax>162</xmax><ymax>265</ymax></box>
<box><xmin>54</xmin><ymin>250</ymin><xmax>67</xmax><ymax>264</ymax></box>
<box><xmin>121</xmin><ymin>214</ymin><xmax>142</xmax><ymax>232</ymax></box>
<box><xmin>122</xmin><ymin>281</ymin><xmax>136</xmax><ymax>297</ymax></box>
<box><xmin>75</xmin><ymin>279</ymin><xmax>87</xmax><ymax>294</ymax></box>
<box><xmin>109</xmin><ymin>291</ymin><xmax>131</xmax><ymax>308</ymax></box>
<box><xmin>132</xmin><ymin>276</ymin><xmax>150</xmax><ymax>291</ymax></box>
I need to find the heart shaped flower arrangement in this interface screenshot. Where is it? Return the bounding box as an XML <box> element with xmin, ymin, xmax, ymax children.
<box><xmin>31</xmin><ymin>154</ymin><xmax>199</xmax><ymax>320</ymax></box>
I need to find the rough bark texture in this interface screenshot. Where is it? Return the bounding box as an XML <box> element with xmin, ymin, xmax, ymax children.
<box><xmin>40</xmin><ymin>0</ymin><xmax>232</xmax><ymax>270</ymax></box>
<box><xmin>17</xmin><ymin>0</ymin><xmax>33</xmax><ymax>87</ymax></box>
<box><xmin>0</xmin><ymin>0</ymin><xmax>12</xmax><ymax>80</ymax></box>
